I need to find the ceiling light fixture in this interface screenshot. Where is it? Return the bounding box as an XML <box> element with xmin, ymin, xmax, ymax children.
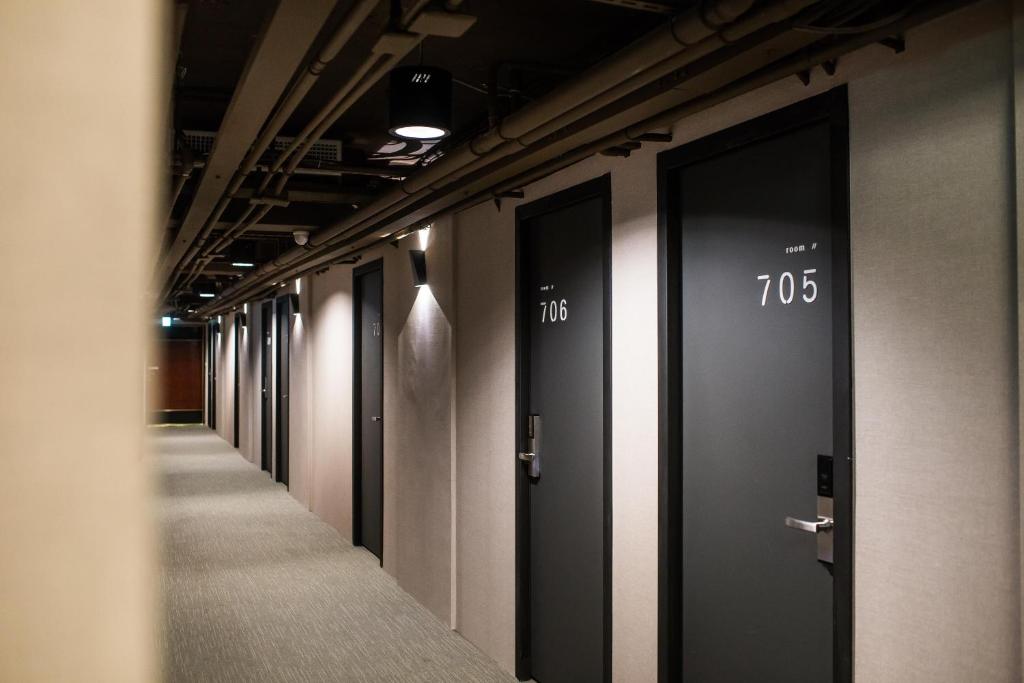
<box><xmin>389</xmin><ymin>65</ymin><xmax>452</xmax><ymax>141</ymax></box>
<box><xmin>161</xmin><ymin>316</ymin><xmax>172</xmax><ymax>327</ymax></box>
<box><xmin>199</xmin><ymin>292</ymin><xmax>215</xmax><ymax>298</ymax></box>
<box><xmin>232</xmin><ymin>262</ymin><xmax>254</xmax><ymax>267</ymax></box>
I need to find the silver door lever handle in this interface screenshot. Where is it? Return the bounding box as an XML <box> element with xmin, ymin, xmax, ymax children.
<box><xmin>518</xmin><ymin>452</ymin><xmax>535</xmax><ymax>463</ymax></box>
<box><xmin>371</xmin><ymin>416</ymin><xmax>382</xmax><ymax>422</ymax></box>
<box><xmin>785</xmin><ymin>515</ymin><xmax>833</xmax><ymax>533</ymax></box>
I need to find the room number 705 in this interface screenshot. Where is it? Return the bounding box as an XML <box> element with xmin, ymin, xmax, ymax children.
<box><xmin>757</xmin><ymin>270</ymin><xmax>817</xmax><ymax>305</ymax></box>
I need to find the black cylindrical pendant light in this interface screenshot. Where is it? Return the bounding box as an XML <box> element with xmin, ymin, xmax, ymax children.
<box><xmin>389</xmin><ymin>65</ymin><xmax>452</xmax><ymax>140</ymax></box>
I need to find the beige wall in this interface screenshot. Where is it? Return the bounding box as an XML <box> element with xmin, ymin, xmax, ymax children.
<box><xmin>216</xmin><ymin>2</ymin><xmax>1022</xmax><ymax>680</ymax></box>
<box><xmin>309</xmin><ymin>265</ymin><xmax>355</xmax><ymax>535</ymax></box>
<box><xmin>0</xmin><ymin>1</ymin><xmax>161</xmax><ymax>680</ymax></box>
<box><xmin>231</xmin><ymin>223</ymin><xmax>459</xmax><ymax>627</ymax></box>
<box><xmin>216</xmin><ymin>314</ymin><xmax>235</xmax><ymax>446</ymax></box>
<box><xmin>850</xmin><ymin>5</ymin><xmax>1020</xmax><ymax>678</ymax></box>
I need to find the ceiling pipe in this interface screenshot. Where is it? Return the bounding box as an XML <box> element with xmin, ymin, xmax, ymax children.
<box><xmin>175</xmin><ymin>2</ymin><xmax>471</xmax><ymax>295</ymax></box>
<box><xmin>186</xmin><ymin>159</ymin><xmax>403</xmax><ymax>179</ymax></box>
<box><xmin>203</xmin><ymin>0</ymin><xmax>813</xmax><ymax>310</ymax></box>
<box><xmin>266</xmin><ymin>0</ymin><xmax>975</xmax><ymax>286</ymax></box>
<box><xmin>169</xmin><ymin>0</ymin><xmax>382</xmax><ymax>286</ymax></box>
<box><xmin>261</xmin><ymin>10</ymin><xmax>475</xmax><ymax>195</ymax></box>
<box><xmin>201</xmin><ymin>0</ymin><xmax>970</xmax><ymax>314</ymax></box>
<box><xmin>167</xmin><ymin>156</ymin><xmax>197</xmax><ymax>223</ymax></box>
<box><xmin>157</xmin><ymin>0</ymin><xmax>340</xmax><ymax>300</ymax></box>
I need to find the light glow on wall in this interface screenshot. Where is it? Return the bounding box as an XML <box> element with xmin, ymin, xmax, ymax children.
<box><xmin>418</xmin><ymin>225</ymin><xmax>431</xmax><ymax>250</ymax></box>
<box><xmin>295</xmin><ymin>278</ymin><xmax>302</xmax><ymax>295</ymax></box>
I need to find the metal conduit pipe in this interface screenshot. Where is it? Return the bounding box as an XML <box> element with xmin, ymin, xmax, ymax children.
<box><xmin>370</xmin><ymin>0</ymin><xmax>817</xmax><ymax>221</ymax></box>
<box><xmin>181</xmin><ymin>35</ymin><xmax>421</xmax><ymax>286</ymax></box>
<box><xmin>207</xmin><ymin>204</ymin><xmax>273</xmax><ymax>257</ymax></box>
<box><xmin>167</xmin><ymin>166</ymin><xmax>193</xmax><ymax>222</ymax></box>
<box><xmin>203</xmin><ymin>0</ymin><xmax>815</xmax><ymax>310</ymax></box>
<box><xmin>264</xmin><ymin>54</ymin><xmax>391</xmax><ymax>182</ymax></box>
<box><xmin>279</xmin><ymin>50</ymin><xmax>410</xmax><ymax>183</ymax></box>
<box><xmin>200</xmin><ymin>0</ymin><xmax>969</xmax><ymax>315</ymax></box>
<box><xmin>178</xmin><ymin>5</ymin><xmax>437</xmax><ymax>291</ymax></box>
<box><xmin>186</xmin><ymin>159</ymin><xmax>403</xmax><ymax>179</ymax></box>
<box><xmin>274</xmin><ymin>0</ymin><xmax>976</xmax><ymax>286</ymax></box>
<box><xmin>376</xmin><ymin>0</ymin><xmax>757</xmax><ymax>202</ymax></box>
<box><xmin>402</xmin><ymin>27</ymin><xmax>821</xmax><ymax>217</ymax></box>
<box><xmin>170</xmin><ymin>0</ymin><xmax>381</xmax><ymax>284</ymax></box>
<box><xmin>203</xmin><ymin>0</ymin><xmax>763</xmax><ymax>309</ymax></box>
<box><xmin>515</xmin><ymin>0</ymin><xmax>817</xmax><ymax>147</ymax></box>
<box><xmin>266</xmin><ymin>0</ymin><xmax>433</xmax><ymax>180</ymax></box>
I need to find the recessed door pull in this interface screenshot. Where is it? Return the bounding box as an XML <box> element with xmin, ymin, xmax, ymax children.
<box><xmin>371</xmin><ymin>416</ymin><xmax>383</xmax><ymax>422</ymax></box>
<box><xmin>784</xmin><ymin>515</ymin><xmax>833</xmax><ymax>533</ymax></box>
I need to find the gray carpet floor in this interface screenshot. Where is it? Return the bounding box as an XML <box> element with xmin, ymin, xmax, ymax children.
<box><xmin>154</xmin><ymin>425</ymin><xmax>515</xmax><ymax>683</ymax></box>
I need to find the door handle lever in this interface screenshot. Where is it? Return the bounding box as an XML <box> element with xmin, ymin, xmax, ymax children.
<box><xmin>371</xmin><ymin>416</ymin><xmax>382</xmax><ymax>422</ymax></box>
<box><xmin>784</xmin><ymin>515</ymin><xmax>833</xmax><ymax>533</ymax></box>
<box><xmin>518</xmin><ymin>451</ymin><xmax>535</xmax><ymax>463</ymax></box>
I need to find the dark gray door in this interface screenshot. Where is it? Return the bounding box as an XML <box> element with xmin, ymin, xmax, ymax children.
<box><xmin>261</xmin><ymin>301</ymin><xmax>272</xmax><ymax>474</ymax></box>
<box><xmin>233</xmin><ymin>314</ymin><xmax>241</xmax><ymax>448</ymax></box>
<box><xmin>354</xmin><ymin>263</ymin><xmax>383</xmax><ymax>562</ymax></box>
<box><xmin>207</xmin><ymin>321</ymin><xmax>216</xmax><ymax>429</ymax></box>
<box><xmin>517</xmin><ymin>177</ymin><xmax>610</xmax><ymax>683</ymax></box>
<box><xmin>275</xmin><ymin>296</ymin><xmax>291</xmax><ymax>487</ymax></box>
<box><xmin>662</xmin><ymin>92</ymin><xmax>851</xmax><ymax>682</ymax></box>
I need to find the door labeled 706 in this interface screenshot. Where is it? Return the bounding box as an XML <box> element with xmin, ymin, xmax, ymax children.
<box><xmin>757</xmin><ymin>269</ymin><xmax>817</xmax><ymax>306</ymax></box>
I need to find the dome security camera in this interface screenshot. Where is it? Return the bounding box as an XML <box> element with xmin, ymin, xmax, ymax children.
<box><xmin>293</xmin><ymin>230</ymin><xmax>310</xmax><ymax>246</ymax></box>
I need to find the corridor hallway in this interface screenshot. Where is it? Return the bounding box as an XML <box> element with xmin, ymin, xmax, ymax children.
<box><xmin>154</xmin><ymin>426</ymin><xmax>513</xmax><ymax>683</ymax></box>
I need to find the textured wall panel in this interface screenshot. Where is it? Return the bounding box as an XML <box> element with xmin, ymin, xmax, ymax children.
<box><xmin>850</xmin><ymin>2</ymin><xmax>1021</xmax><ymax>679</ymax></box>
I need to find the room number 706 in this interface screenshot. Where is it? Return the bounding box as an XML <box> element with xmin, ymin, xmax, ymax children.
<box><xmin>757</xmin><ymin>270</ymin><xmax>817</xmax><ymax>305</ymax></box>
<box><xmin>540</xmin><ymin>299</ymin><xmax>568</xmax><ymax>323</ymax></box>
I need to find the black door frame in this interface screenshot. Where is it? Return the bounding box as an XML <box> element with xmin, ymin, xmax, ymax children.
<box><xmin>260</xmin><ymin>301</ymin><xmax>273</xmax><ymax>474</ymax></box>
<box><xmin>352</xmin><ymin>258</ymin><xmax>384</xmax><ymax>565</ymax></box>
<box><xmin>656</xmin><ymin>88</ymin><xmax>852</xmax><ymax>683</ymax></box>
<box><xmin>233</xmin><ymin>312</ymin><xmax>242</xmax><ymax>448</ymax></box>
<box><xmin>275</xmin><ymin>295</ymin><xmax>291</xmax><ymax>487</ymax></box>
<box><xmin>514</xmin><ymin>175</ymin><xmax>612</xmax><ymax>682</ymax></box>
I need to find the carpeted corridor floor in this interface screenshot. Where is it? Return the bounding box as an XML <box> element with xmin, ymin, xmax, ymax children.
<box><xmin>154</xmin><ymin>425</ymin><xmax>515</xmax><ymax>683</ymax></box>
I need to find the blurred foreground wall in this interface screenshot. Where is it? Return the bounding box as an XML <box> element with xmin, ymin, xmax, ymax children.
<box><xmin>0</xmin><ymin>1</ymin><xmax>162</xmax><ymax>680</ymax></box>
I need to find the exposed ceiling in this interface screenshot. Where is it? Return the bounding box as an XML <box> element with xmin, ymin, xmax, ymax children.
<box><xmin>162</xmin><ymin>0</ymin><xmax>971</xmax><ymax>317</ymax></box>
<box><xmin>167</xmin><ymin>0</ymin><xmax>689</xmax><ymax>313</ymax></box>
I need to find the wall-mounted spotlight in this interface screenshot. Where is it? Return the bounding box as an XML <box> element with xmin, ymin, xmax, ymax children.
<box><xmin>236</xmin><ymin>312</ymin><xmax>247</xmax><ymax>328</ymax></box>
<box><xmin>409</xmin><ymin>249</ymin><xmax>427</xmax><ymax>288</ymax></box>
<box><xmin>278</xmin><ymin>292</ymin><xmax>300</xmax><ymax>316</ymax></box>
<box><xmin>389</xmin><ymin>65</ymin><xmax>452</xmax><ymax>141</ymax></box>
